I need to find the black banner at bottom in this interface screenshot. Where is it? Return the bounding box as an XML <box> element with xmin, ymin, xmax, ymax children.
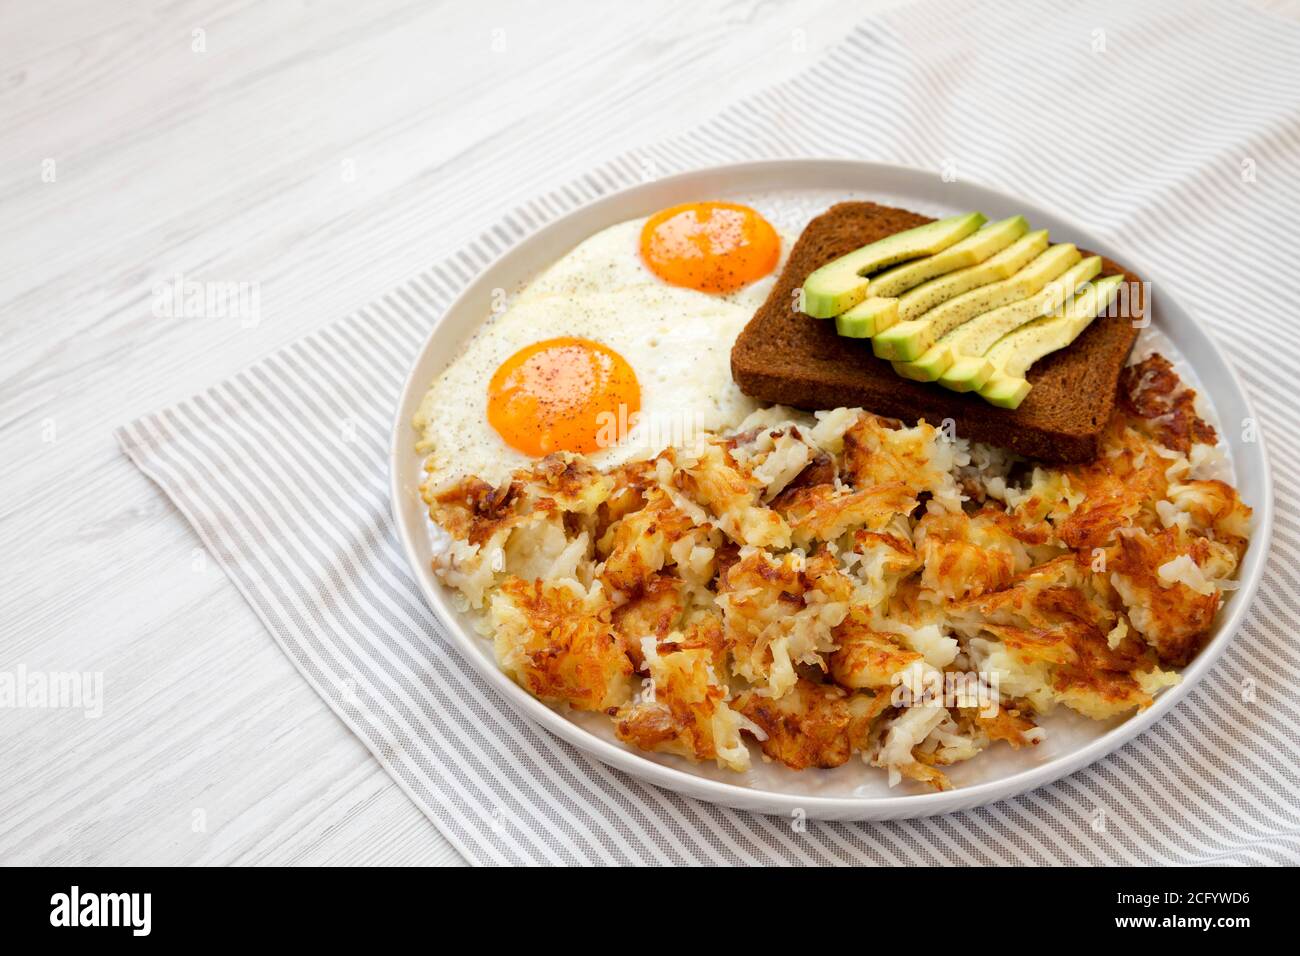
<box><xmin>0</xmin><ymin>865</ymin><xmax>1281</xmax><ymax>942</ymax></box>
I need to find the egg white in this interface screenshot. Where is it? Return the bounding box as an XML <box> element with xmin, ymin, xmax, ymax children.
<box><xmin>414</xmin><ymin>216</ymin><xmax>787</xmax><ymax>488</ymax></box>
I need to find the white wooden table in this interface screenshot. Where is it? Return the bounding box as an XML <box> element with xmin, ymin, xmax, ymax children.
<box><xmin>4</xmin><ymin>0</ymin><xmax>1296</xmax><ymax>867</ymax></box>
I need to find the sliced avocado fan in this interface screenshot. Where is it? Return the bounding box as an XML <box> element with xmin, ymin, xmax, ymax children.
<box><xmin>935</xmin><ymin>255</ymin><xmax>1103</xmax><ymax>391</ymax></box>
<box><xmin>868</xmin><ymin>215</ymin><xmax>1029</xmax><ymax>298</ymax></box>
<box><xmin>977</xmin><ymin>274</ymin><xmax>1126</xmax><ymax>409</ymax></box>
<box><xmin>802</xmin><ymin>212</ymin><xmax>985</xmax><ymax>319</ymax></box>
<box><xmin>834</xmin><ymin>216</ymin><xmax>1030</xmax><ymax>338</ymax></box>
<box><xmin>892</xmin><ymin>229</ymin><xmax>1048</xmax><ymax>325</ymax></box>
<box><xmin>874</xmin><ymin>243</ymin><xmax>1082</xmax><ymax>362</ymax></box>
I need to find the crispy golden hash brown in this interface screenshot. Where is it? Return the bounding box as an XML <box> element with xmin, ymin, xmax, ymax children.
<box><xmin>420</xmin><ymin>353</ymin><xmax>1250</xmax><ymax>790</ymax></box>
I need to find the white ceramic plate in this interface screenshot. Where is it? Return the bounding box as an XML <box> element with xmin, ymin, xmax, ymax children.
<box><xmin>389</xmin><ymin>160</ymin><xmax>1273</xmax><ymax>820</ymax></box>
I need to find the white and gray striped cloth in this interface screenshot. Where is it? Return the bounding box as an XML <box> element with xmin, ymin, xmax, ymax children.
<box><xmin>118</xmin><ymin>0</ymin><xmax>1300</xmax><ymax>865</ymax></box>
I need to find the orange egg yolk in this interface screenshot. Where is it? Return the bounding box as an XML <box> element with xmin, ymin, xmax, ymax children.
<box><xmin>639</xmin><ymin>201</ymin><xmax>780</xmax><ymax>294</ymax></box>
<box><xmin>487</xmin><ymin>337</ymin><xmax>640</xmax><ymax>457</ymax></box>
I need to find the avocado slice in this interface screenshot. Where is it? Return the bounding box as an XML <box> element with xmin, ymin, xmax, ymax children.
<box><xmin>976</xmin><ymin>274</ymin><xmax>1126</xmax><ymax>409</ymax></box>
<box><xmin>934</xmin><ymin>354</ymin><xmax>996</xmax><ymax>392</ymax></box>
<box><xmin>801</xmin><ymin>213</ymin><xmax>986</xmax><ymax>319</ymax></box>
<box><xmin>873</xmin><ymin>243</ymin><xmax>1081</xmax><ymax>362</ymax></box>
<box><xmin>891</xmin><ymin>344</ymin><xmax>956</xmax><ymax>382</ymax></box>
<box><xmin>835</xmin><ymin>297</ymin><xmax>898</xmax><ymax>337</ymax></box>
<box><xmin>836</xmin><ymin>297</ymin><xmax>898</xmax><ymax>338</ymax></box>
<box><xmin>979</xmin><ymin>373</ymin><xmax>1033</xmax><ymax>409</ymax></box>
<box><xmin>893</xmin><ymin>229</ymin><xmax>1049</xmax><ymax>323</ymax></box>
<box><xmin>866</xmin><ymin>216</ymin><xmax>1030</xmax><ymax>299</ymax></box>
<box><xmin>936</xmin><ymin>256</ymin><xmax>1102</xmax><ymax>391</ymax></box>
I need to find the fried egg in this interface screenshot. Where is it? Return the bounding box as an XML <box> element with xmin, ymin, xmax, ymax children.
<box><xmin>415</xmin><ymin>202</ymin><xmax>785</xmax><ymax>487</ymax></box>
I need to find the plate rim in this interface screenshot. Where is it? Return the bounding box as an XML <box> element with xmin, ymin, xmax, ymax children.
<box><xmin>388</xmin><ymin>158</ymin><xmax>1274</xmax><ymax>820</ymax></box>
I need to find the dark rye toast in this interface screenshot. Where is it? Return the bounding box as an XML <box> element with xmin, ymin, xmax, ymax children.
<box><xmin>730</xmin><ymin>201</ymin><xmax>1142</xmax><ymax>462</ymax></box>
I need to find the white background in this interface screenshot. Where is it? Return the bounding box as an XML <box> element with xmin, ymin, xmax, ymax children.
<box><xmin>3</xmin><ymin>0</ymin><xmax>1296</xmax><ymax>866</ymax></box>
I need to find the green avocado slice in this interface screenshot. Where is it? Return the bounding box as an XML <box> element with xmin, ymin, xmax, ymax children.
<box><xmin>979</xmin><ymin>373</ymin><xmax>1033</xmax><ymax>409</ymax></box>
<box><xmin>893</xmin><ymin>229</ymin><xmax>1049</xmax><ymax>323</ymax></box>
<box><xmin>873</xmin><ymin>243</ymin><xmax>1082</xmax><ymax>362</ymax></box>
<box><xmin>801</xmin><ymin>212</ymin><xmax>986</xmax><ymax>319</ymax></box>
<box><xmin>976</xmin><ymin>274</ymin><xmax>1126</xmax><ymax>409</ymax></box>
<box><xmin>890</xmin><ymin>342</ymin><xmax>957</xmax><ymax>382</ymax></box>
<box><xmin>835</xmin><ymin>297</ymin><xmax>898</xmax><ymax>337</ymax></box>
<box><xmin>936</xmin><ymin>354</ymin><xmax>996</xmax><ymax>392</ymax></box>
<box><xmin>835</xmin><ymin>298</ymin><xmax>897</xmax><ymax>338</ymax></box>
<box><xmin>889</xmin><ymin>355</ymin><xmax>946</xmax><ymax>382</ymax></box>
<box><xmin>936</xmin><ymin>255</ymin><xmax>1102</xmax><ymax>391</ymax></box>
<box><xmin>866</xmin><ymin>215</ymin><xmax>1029</xmax><ymax>299</ymax></box>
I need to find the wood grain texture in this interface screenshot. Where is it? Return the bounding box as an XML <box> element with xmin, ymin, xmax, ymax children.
<box><xmin>4</xmin><ymin>0</ymin><xmax>1296</xmax><ymax>867</ymax></box>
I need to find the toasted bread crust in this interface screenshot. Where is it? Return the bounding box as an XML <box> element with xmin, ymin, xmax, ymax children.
<box><xmin>730</xmin><ymin>202</ymin><xmax>1141</xmax><ymax>463</ymax></box>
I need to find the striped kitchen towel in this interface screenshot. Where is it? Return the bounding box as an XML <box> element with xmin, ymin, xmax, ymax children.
<box><xmin>118</xmin><ymin>0</ymin><xmax>1300</xmax><ymax>865</ymax></box>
